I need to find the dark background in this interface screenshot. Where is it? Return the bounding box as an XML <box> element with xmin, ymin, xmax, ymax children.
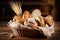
<box><xmin>0</xmin><ymin>0</ymin><xmax>60</xmax><ymax>21</ymax></box>
<box><xmin>55</xmin><ymin>0</ymin><xmax>60</xmax><ymax>21</ymax></box>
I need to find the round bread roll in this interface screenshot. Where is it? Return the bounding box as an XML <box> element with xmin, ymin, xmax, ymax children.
<box><xmin>13</xmin><ymin>15</ymin><xmax>25</xmax><ymax>24</ymax></box>
<box><xmin>44</xmin><ymin>15</ymin><xmax>53</xmax><ymax>26</ymax></box>
<box><xmin>22</xmin><ymin>10</ymin><xmax>31</xmax><ymax>20</ymax></box>
<box><xmin>31</xmin><ymin>9</ymin><xmax>41</xmax><ymax>19</ymax></box>
<box><xmin>39</xmin><ymin>16</ymin><xmax>45</xmax><ymax>27</ymax></box>
<box><xmin>13</xmin><ymin>15</ymin><xmax>21</xmax><ymax>22</ymax></box>
<box><xmin>31</xmin><ymin>9</ymin><xmax>45</xmax><ymax>27</ymax></box>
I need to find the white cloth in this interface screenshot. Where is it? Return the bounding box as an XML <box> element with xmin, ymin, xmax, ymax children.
<box><xmin>8</xmin><ymin>20</ymin><xmax>25</xmax><ymax>36</ymax></box>
<box><xmin>8</xmin><ymin>20</ymin><xmax>20</xmax><ymax>36</ymax></box>
<box><xmin>27</xmin><ymin>18</ymin><xmax>36</xmax><ymax>23</ymax></box>
<box><xmin>8</xmin><ymin>20</ymin><xmax>32</xmax><ymax>36</ymax></box>
<box><xmin>24</xmin><ymin>18</ymin><xmax>37</xmax><ymax>27</ymax></box>
<box><xmin>39</xmin><ymin>22</ymin><xmax>54</xmax><ymax>37</ymax></box>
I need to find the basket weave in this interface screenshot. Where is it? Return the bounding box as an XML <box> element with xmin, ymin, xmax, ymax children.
<box><xmin>17</xmin><ymin>27</ymin><xmax>46</xmax><ymax>38</ymax></box>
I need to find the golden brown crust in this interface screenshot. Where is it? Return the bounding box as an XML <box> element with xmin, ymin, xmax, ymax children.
<box><xmin>44</xmin><ymin>15</ymin><xmax>53</xmax><ymax>26</ymax></box>
<box><xmin>13</xmin><ymin>15</ymin><xmax>25</xmax><ymax>24</ymax></box>
<box><xmin>39</xmin><ymin>16</ymin><xmax>45</xmax><ymax>27</ymax></box>
<box><xmin>22</xmin><ymin>11</ymin><xmax>31</xmax><ymax>20</ymax></box>
<box><xmin>13</xmin><ymin>15</ymin><xmax>21</xmax><ymax>22</ymax></box>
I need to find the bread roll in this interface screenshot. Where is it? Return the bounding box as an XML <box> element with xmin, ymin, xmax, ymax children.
<box><xmin>13</xmin><ymin>15</ymin><xmax>25</xmax><ymax>24</ymax></box>
<box><xmin>22</xmin><ymin>11</ymin><xmax>31</xmax><ymax>20</ymax></box>
<box><xmin>31</xmin><ymin>9</ymin><xmax>41</xmax><ymax>19</ymax></box>
<box><xmin>44</xmin><ymin>15</ymin><xmax>53</xmax><ymax>26</ymax></box>
<box><xmin>39</xmin><ymin>16</ymin><xmax>45</xmax><ymax>27</ymax></box>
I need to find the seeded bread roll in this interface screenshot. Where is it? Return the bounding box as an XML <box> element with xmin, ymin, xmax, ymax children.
<box><xmin>44</xmin><ymin>15</ymin><xmax>53</xmax><ymax>26</ymax></box>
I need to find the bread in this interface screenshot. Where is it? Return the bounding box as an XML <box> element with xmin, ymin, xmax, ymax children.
<box><xmin>44</xmin><ymin>15</ymin><xmax>53</xmax><ymax>26</ymax></box>
<box><xmin>31</xmin><ymin>9</ymin><xmax>45</xmax><ymax>27</ymax></box>
<box><xmin>39</xmin><ymin>16</ymin><xmax>45</xmax><ymax>27</ymax></box>
<box><xmin>13</xmin><ymin>15</ymin><xmax>25</xmax><ymax>24</ymax></box>
<box><xmin>31</xmin><ymin>9</ymin><xmax>41</xmax><ymax>19</ymax></box>
<box><xmin>22</xmin><ymin>10</ymin><xmax>31</xmax><ymax>20</ymax></box>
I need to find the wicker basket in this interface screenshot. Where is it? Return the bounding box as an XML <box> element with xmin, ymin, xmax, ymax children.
<box><xmin>8</xmin><ymin>20</ymin><xmax>54</xmax><ymax>38</ymax></box>
<box><xmin>17</xmin><ymin>27</ymin><xmax>46</xmax><ymax>38</ymax></box>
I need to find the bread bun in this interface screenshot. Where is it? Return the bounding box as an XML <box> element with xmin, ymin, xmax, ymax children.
<box><xmin>31</xmin><ymin>9</ymin><xmax>41</xmax><ymax>19</ymax></box>
<box><xmin>22</xmin><ymin>11</ymin><xmax>31</xmax><ymax>20</ymax></box>
<box><xmin>39</xmin><ymin>16</ymin><xmax>45</xmax><ymax>27</ymax></box>
<box><xmin>13</xmin><ymin>15</ymin><xmax>25</xmax><ymax>24</ymax></box>
<box><xmin>44</xmin><ymin>15</ymin><xmax>53</xmax><ymax>26</ymax></box>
